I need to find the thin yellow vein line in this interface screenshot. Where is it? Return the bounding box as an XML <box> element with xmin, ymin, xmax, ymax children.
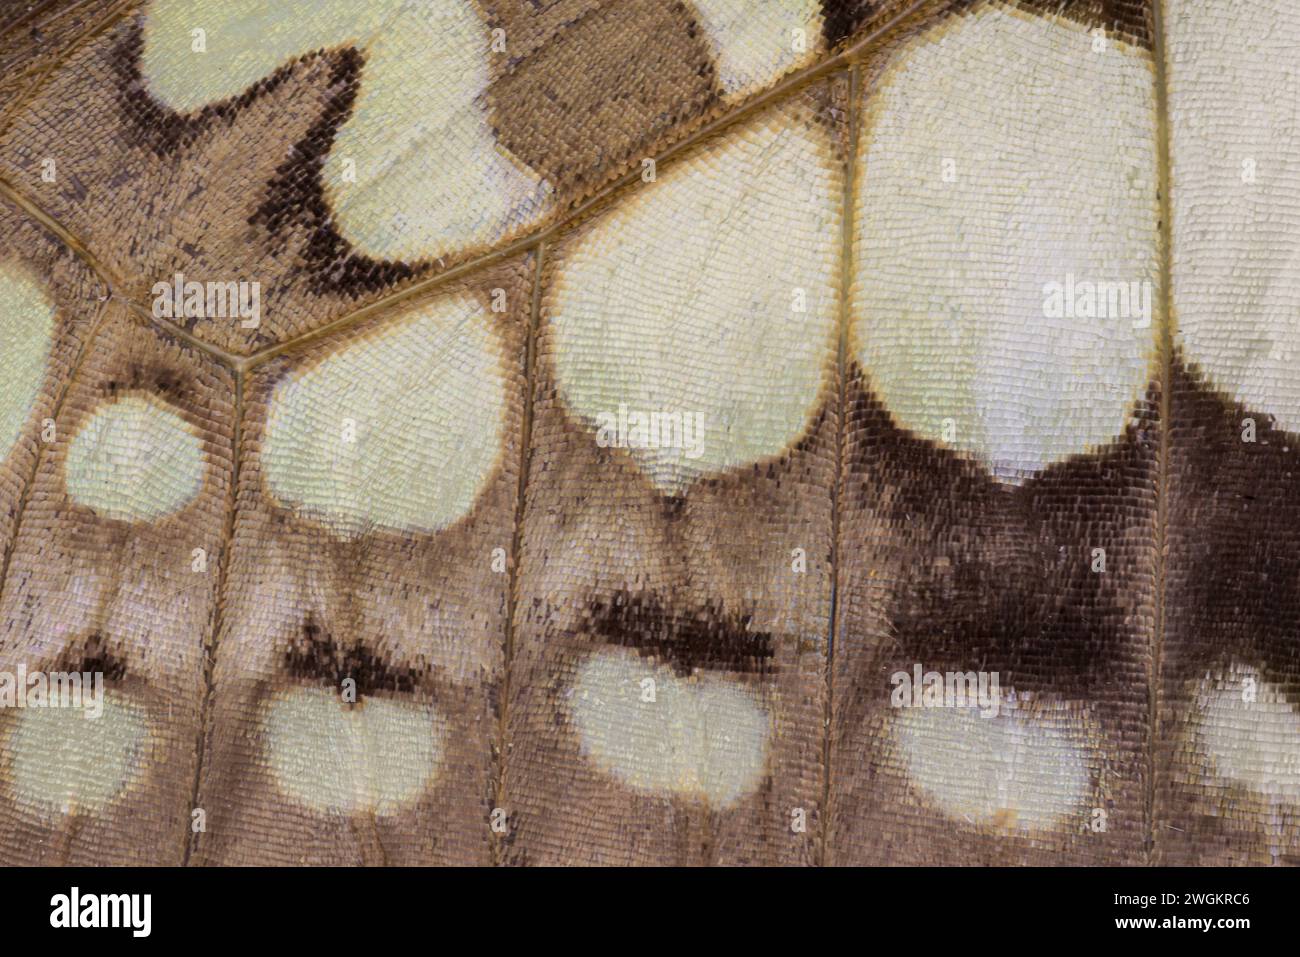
<box><xmin>492</xmin><ymin>240</ymin><xmax>545</xmax><ymax>865</ymax></box>
<box><xmin>0</xmin><ymin>174</ymin><xmax>123</xmax><ymax>287</ymax></box>
<box><xmin>114</xmin><ymin>293</ymin><xmax>246</xmax><ymax>369</ymax></box>
<box><xmin>181</xmin><ymin>360</ymin><xmax>242</xmax><ymax>865</ymax></box>
<box><xmin>0</xmin><ymin>181</ymin><xmax>244</xmax><ymax>368</ymax></box>
<box><xmin>821</xmin><ymin>62</ymin><xmax>860</xmax><ymax>868</ymax></box>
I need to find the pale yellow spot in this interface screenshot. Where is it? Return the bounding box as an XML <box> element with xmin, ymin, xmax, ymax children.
<box><xmin>262</xmin><ymin>293</ymin><xmax>506</xmax><ymax>539</ymax></box>
<box><xmin>852</xmin><ymin>6</ymin><xmax>1159</xmax><ymax>482</ymax></box>
<box><xmin>1167</xmin><ymin>0</ymin><xmax>1300</xmax><ymax>431</ymax></box>
<box><xmin>1194</xmin><ymin>664</ymin><xmax>1300</xmax><ymax>799</ymax></box>
<box><xmin>264</xmin><ymin>687</ymin><xmax>445</xmax><ymax>815</ymax></box>
<box><xmin>894</xmin><ymin>704</ymin><xmax>1091</xmax><ymax>832</ymax></box>
<box><xmin>65</xmin><ymin>395</ymin><xmax>206</xmax><ymax>522</ymax></box>
<box><xmin>0</xmin><ymin>260</ymin><xmax>55</xmax><ymax>464</ymax></box>
<box><xmin>550</xmin><ymin>114</ymin><xmax>840</xmax><ymax>494</ymax></box>
<box><xmin>5</xmin><ymin>694</ymin><xmax>149</xmax><ymax>816</ymax></box>
<box><xmin>140</xmin><ymin>0</ymin><xmax>549</xmax><ymax>261</ymax></box>
<box><xmin>690</xmin><ymin>0</ymin><xmax>823</xmax><ymax>99</ymax></box>
<box><xmin>569</xmin><ymin>648</ymin><xmax>771</xmax><ymax>807</ymax></box>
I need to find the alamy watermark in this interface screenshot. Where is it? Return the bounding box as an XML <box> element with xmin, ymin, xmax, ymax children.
<box><xmin>1042</xmin><ymin>273</ymin><xmax>1152</xmax><ymax>329</ymax></box>
<box><xmin>890</xmin><ymin>663</ymin><xmax>1001</xmax><ymax>718</ymax></box>
<box><xmin>595</xmin><ymin>404</ymin><xmax>705</xmax><ymax>459</ymax></box>
<box><xmin>50</xmin><ymin>887</ymin><xmax>150</xmax><ymax>937</ymax></box>
<box><xmin>151</xmin><ymin>271</ymin><xmax>261</xmax><ymax>329</ymax></box>
<box><xmin>0</xmin><ymin>666</ymin><xmax>104</xmax><ymax>719</ymax></box>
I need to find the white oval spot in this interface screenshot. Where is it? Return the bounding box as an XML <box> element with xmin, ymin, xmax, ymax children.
<box><xmin>1167</xmin><ymin>0</ymin><xmax>1300</xmax><ymax>431</ymax></box>
<box><xmin>264</xmin><ymin>686</ymin><xmax>446</xmax><ymax>816</ymax></box>
<box><xmin>893</xmin><ymin>703</ymin><xmax>1092</xmax><ymax>832</ymax></box>
<box><xmin>1194</xmin><ymin>664</ymin><xmax>1300</xmax><ymax>800</ymax></box>
<box><xmin>4</xmin><ymin>693</ymin><xmax>149</xmax><ymax>816</ymax></box>
<box><xmin>262</xmin><ymin>294</ymin><xmax>506</xmax><ymax>538</ymax></box>
<box><xmin>852</xmin><ymin>7</ymin><xmax>1159</xmax><ymax>482</ymax></box>
<box><xmin>690</xmin><ymin>0</ymin><xmax>823</xmax><ymax>100</ymax></box>
<box><xmin>65</xmin><ymin>395</ymin><xmax>206</xmax><ymax>522</ymax></box>
<box><xmin>550</xmin><ymin>114</ymin><xmax>840</xmax><ymax>494</ymax></box>
<box><xmin>0</xmin><ymin>260</ymin><xmax>55</xmax><ymax>464</ymax></box>
<box><xmin>140</xmin><ymin>0</ymin><xmax>549</xmax><ymax>261</ymax></box>
<box><xmin>569</xmin><ymin>648</ymin><xmax>771</xmax><ymax>807</ymax></box>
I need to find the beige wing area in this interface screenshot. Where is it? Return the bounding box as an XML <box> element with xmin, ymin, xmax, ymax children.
<box><xmin>0</xmin><ymin>300</ymin><xmax>234</xmax><ymax>864</ymax></box>
<box><xmin>0</xmin><ymin>0</ymin><xmax>1298</xmax><ymax>869</ymax></box>
<box><xmin>191</xmin><ymin>263</ymin><xmax>530</xmax><ymax>865</ymax></box>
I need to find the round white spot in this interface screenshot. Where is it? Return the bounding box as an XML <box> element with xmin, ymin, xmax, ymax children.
<box><xmin>0</xmin><ymin>260</ymin><xmax>55</xmax><ymax>464</ymax></box>
<box><xmin>550</xmin><ymin>114</ymin><xmax>840</xmax><ymax>494</ymax></box>
<box><xmin>264</xmin><ymin>686</ymin><xmax>446</xmax><ymax>816</ymax></box>
<box><xmin>893</xmin><ymin>703</ymin><xmax>1092</xmax><ymax>832</ymax></box>
<box><xmin>1194</xmin><ymin>664</ymin><xmax>1300</xmax><ymax>799</ymax></box>
<box><xmin>261</xmin><ymin>294</ymin><xmax>507</xmax><ymax>538</ymax></box>
<box><xmin>5</xmin><ymin>693</ymin><xmax>149</xmax><ymax>816</ymax></box>
<box><xmin>65</xmin><ymin>395</ymin><xmax>206</xmax><ymax>522</ymax></box>
<box><xmin>852</xmin><ymin>7</ymin><xmax>1159</xmax><ymax>482</ymax></box>
<box><xmin>569</xmin><ymin>648</ymin><xmax>771</xmax><ymax>807</ymax></box>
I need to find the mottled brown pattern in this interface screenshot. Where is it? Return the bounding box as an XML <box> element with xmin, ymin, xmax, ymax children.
<box><xmin>1154</xmin><ymin>357</ymin><xmax>1300</xmax><ymax>865</ymax></box>
<box><xmin>487</xmin><ymin>0</ymin><xmax>722</xmax><ymax>199</ymax></box>
<box><xmin>191</xmin><ymin>258</ymin><xmax>532</xmax><ymax>866</ymax></box>
<box><xmin>187</xmin><ymin>256</ymin><xmax>527</xmax><ymax>868</ymax></box>
<box><xmin>1012</xmin><ymin>0</ymin><xmax>1152</xmax><ymax>46</ymax></box>
<box><xmin>501</xmin><ymin>85</ymin><xmax>843</xmax><ymax>865</ymax></box>
<box><xmin>0</xmin><ymin>0</ymin><xmax>126</xmax><ymax>131</ymax></box>
<box><xmin>0</xmin><ymin>0</ymin><xmax>875</xmax><ymax>355</ymax></box>
<box><xmin>0</xmin><ymin>11</ymin><xmax>361</xmax><ymax>353</ymax></box>
<box><xmin>502</xmin><ymin>346</ymin><xmax>834</xmax><ymax>865</ymax></box>
<box><xmin>0</xmin><ymin>0</ymin><xmax>1293</xmax><ymax>869</ymax></box>
<box><xmin>0</xmin><ymin>303</ymin><xmax>234</xmax><ymax>864</ymax></box>
<box><xmin>828</xmin><ymin>366</ymin><xmax>1159</xmax><ymax>865</ymax></box>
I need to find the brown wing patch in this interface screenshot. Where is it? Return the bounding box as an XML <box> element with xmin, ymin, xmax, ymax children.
<box><xmin>0</xmin><ymin>0</ymin><xmax>859</xmax><ymax>357</ymax></box>
<box><xmin>828</xmin><ymin>0</ymin><xmax>1154</xmax><ymax>52</ymax></box>
<box><xmin>502</xmin><ymin>86</ymin><xmax>842</xmax><ymax>865</ymax></box>
<box><xmin>0</xmin><ymin>304</ymin><xmax>234</xmax><ymax>865</ymax></box>
<box><xmin>1154</xmin><ymin>358</ymin><xmax>1300</xmax><ymax>865</ymax></box>
<box><xmin>191</xmin><ymin>257</ymin><xmax>532</xmax><ymax>866</ymax></box>
<box><xmin>827</xmin><ymin>0</ymin><xmax>1160</xmax><ymax>862</ymax></box>
<box><xmin>0</xmin><ymin>13</ymin><xmax>365</xmax><ymax>354</ymax></box>
<box><xmin>820</xmin><ymin>0</ymin><xmax>881</xmax><ymax>45</ymax></box>
<box><xmin>1013</xmin><ymin>0</ymin><xmax>1151</xmax><ymax>46</ymax></box>
<box><xmin>487</xmin><ymin>0</ymin><xmax>722</xmax><ymax>199</ymax></box>
<box><xmin>829</xmin><ymin>366</ymin><xmax>1158</xmax><ymax>864</ymax></box>
<box><xmin>0</xmin><ymin>0</ymin><xmax>126</xmax><ymax>134</ymax></box>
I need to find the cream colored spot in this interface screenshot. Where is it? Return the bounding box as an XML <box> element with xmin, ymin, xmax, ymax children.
<box><xmin>262</xmin><ymin>294</ymin><xmax>505</xmax><ymax>539</ymax></box>
<box><xmin>1194</xmin><ymin>664</ymin><xmax>1300</xmax><ymax>799</ymax></box>
<box><xmin>0</xmin><ymin>260</ymin><xmax>55</xmax><ymax>464</ymax></box>
<box><xmin>5</xmin><ymin>694</ymin><xmax>149</xmax><ymax>816</ymax></box>
<box><xmin>65</xmin><ymin>395</ymin><xmax>205</xmax><ymax>522</ymax></box>
<box><xmin>569</xmin><ymin>648</ymin><xmax>771</xmax><ymax>807</ymax></box>
<box><xmin>550</xmin><ymin>113</ymin><xmax>840</xmax><ymax>494</ymax></box>
<box><xmin>852</xmin><ymin>6</ymin><xmax>1159</xmax><ymax>482</ymax></box>
<box><xmin>690</xmin><ymin>0</ymin><xmax>823</xmax><ymax>99</ymax></box>
<box><xmin>140</xmin><ymin>0</ymin><xmax>549</xmax><ymax>261</ymax></box>
<box><xmin>1167</xmin><ymin>0</ymin><xmax>1300</xmax><ymax>431</ymax></box>
<box><xmin>894</xmin><ymin>703</ymin><xmax>1091</xmax><ymax>832</ymax></box>
<box><xmin>265</xmin><ymin>686</ymin><xmax>445</xmax><ymax>815</ymax></box>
